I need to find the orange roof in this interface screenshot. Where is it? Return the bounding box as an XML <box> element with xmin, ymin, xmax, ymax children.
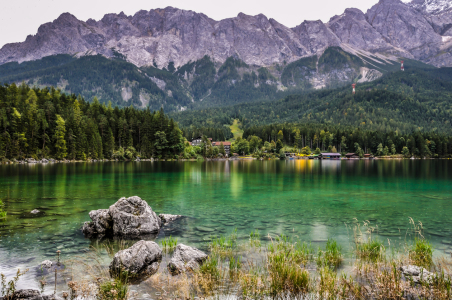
<box><xmin>212</xmin><ymin>141</ymin><xmax>231</xmax><ymax>146</ymax></box>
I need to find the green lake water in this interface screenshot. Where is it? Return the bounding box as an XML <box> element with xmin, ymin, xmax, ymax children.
<box><xmin>0</xmin><ymin>159</ymin><xmax>451</xmax><ymax>294</ymax></box>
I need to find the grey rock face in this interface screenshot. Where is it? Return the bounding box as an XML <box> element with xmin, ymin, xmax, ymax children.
<box><xmin>109</xmin><ymin>240</ymin><xmax>162</xmax><ymax>279</ymax></box>
<box><xmin>292</xmin><ymin>20</ymin><xmax>340</xmax><ymax>54</ymax></box>
<box><xmin>82</xmin><ymin>196</ymin><xmax>161</xmax><ymax>237</ymax></box>
<box><xmin>366</xmin><ymin>0</ymin><xmax>442</xmax><ymax>60</ymax></box>
<box><xmin>168</xmin><ymin>244</ymin><xmax>208</xmax><ymax>275</ymax></box>
<box><xmin>109</xmin><ymin>196</ymin><xmax>161</xmax><ymax>236</ymax></box>
<box><xmin>328</xmin><ymin>8</ymin><xmax>401</xmax><ymax>54</ymax></box>
<box><xmin>1</xmin><ymin>2</ymin><xmax>452</xmax><ymax>70</ymax></box>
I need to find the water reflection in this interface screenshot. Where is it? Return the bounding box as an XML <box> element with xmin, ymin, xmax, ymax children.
<box><xmin>0</xmin><ymin>160</ymin><xmax>452</xmax><ymax>292</ymax></box>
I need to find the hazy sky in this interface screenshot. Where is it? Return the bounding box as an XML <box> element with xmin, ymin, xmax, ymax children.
<box><xmin>0</xmin><ymin>0</ymin><xmax>406</xmax><ymax>48</ymax></box>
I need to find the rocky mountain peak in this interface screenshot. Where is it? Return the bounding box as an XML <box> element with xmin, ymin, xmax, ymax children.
<box><xmin>1</xmin><ymin>2</ymin><xmax>452</xmax><ymax>68</ymax></box>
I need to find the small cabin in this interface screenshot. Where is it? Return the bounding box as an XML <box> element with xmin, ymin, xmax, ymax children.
<box><xmin>346</xmin><ymin>153</ymin><xmax>359</xmax><ymax>159</ymax></box>
<box><xmin>319</xmin><ymin>153</ymin><xmax>341</xmax><ymax>159</ymax></box>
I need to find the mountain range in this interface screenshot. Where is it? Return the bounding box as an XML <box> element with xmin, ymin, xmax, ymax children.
<box><xmin>0</xmin><ymin>0</ymin><xmax>451</xmax><ymax>111</ymax></box>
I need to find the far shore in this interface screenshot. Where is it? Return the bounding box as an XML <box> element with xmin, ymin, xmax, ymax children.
<box><xmin>1</xmin><ymin>156</ymin><xmax>449</xmax><ymax>165</ymax></box>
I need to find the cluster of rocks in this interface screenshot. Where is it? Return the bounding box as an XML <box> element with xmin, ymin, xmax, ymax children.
<box><xmin>109</xmin><ymin>240</ymin><xmax>207</xmax><ymax>280</ymax></box>
<box><xmin>82</xmin><ymin>196</ymin><xmax>181</xmax><ymax>238</ymax></box>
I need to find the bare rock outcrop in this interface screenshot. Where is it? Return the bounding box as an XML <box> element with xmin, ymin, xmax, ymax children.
<box><xmin>168</xmin><ymin>244</ymin><xmax>208</xmax><ymax>275</ymax></box>
<box><xmin>109</xmin><ymin>240</ymin><xmax>162</xmax><ymax>279</ymax></box>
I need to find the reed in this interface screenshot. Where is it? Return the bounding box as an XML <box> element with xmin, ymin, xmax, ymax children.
<box><xmin>161</xmin><ymin>235</ymin><xmax>178</xmax><ymax>252</ymax></box>
<box><xmin>317</xmin><ymin>239</ymin><xmax>343</xmax><ymax>269</ymax></box>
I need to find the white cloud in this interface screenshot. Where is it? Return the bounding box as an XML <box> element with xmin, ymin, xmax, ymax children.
<box><xmin>0</xmin><ymin>0</ymin><xmax>382</xmax><ymax>48</ymax></box>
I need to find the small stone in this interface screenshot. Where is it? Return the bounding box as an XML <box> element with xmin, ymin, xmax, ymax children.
<box><xmin>41</xmin><ymin>260</ymin><xmax>52</xmax><ymax>268</ymax></box>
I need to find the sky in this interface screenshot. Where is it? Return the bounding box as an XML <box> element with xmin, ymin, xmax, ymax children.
<box><xmin>0</xmin><ymin>0</ymin><xmax>403</xmax><ymax>48</ymax></box>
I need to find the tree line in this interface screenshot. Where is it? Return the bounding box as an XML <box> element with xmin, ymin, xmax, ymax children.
<box><xmin>0</xmin><ymin>83</ymin><xmax>185</xmax><ymax>161</ymax></box>
<box><xmin>242</xmin><ymin>124</ymin><xmax>452</xmax><ymax>158</ymax></box>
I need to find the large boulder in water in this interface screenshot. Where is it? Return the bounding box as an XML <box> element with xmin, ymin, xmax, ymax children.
<box><xmin>109</xmin><ymin>196</ymin><xmax>161</xmax><ymax>236</ymax></box>
<box><xmin>109</xmin><ymin>240</ymin><xmax>162</xmax><ymax>280</ymax></box>
<box><xmin>81</xmin><ymin>196</ymin><xmax>161</xmax><ymax>237</ymax></box>
<box><xmin>168</xmin><ymin>244</ymin><xmax>208</xmax><ymax>275</ymax></box>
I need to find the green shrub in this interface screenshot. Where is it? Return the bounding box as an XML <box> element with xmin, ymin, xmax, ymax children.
<box><xmin>410</xmin><ymin>238</ymin><xmax>433</xmax><ymax>269</ymax></box>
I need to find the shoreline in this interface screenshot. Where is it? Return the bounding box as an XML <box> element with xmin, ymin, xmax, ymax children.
<box><xmin>1</xmin><ymin>156</ymin><xmax>449</xmax><ymax>165</ymax></box>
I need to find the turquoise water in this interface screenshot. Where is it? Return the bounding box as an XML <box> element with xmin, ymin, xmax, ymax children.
<box><xmin>0</xmin><ymin>160</ymin><xmax>451</xmax><ymax>293</ymax></box>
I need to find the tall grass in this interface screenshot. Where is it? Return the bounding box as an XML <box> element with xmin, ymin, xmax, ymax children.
<box><xmin>317</xmin><ymin>239</ymin><xmax>343</xmax><ymax>268</ymax></box>
<box><xmin>209</xmin><ymin>229</ymin><xmax>237</xmax><ymax>258</ymax></box>
<box><xmin>267</xmin><ymin>235</ymin><xmax>311</xmax><ymax>297</ymax></box>
<box><xmin>0</xmin><ymin>200</ymin><xmax>6</xmax><ymax>219</ymax></box>
<box><xmin>356</xmin><ymin>239</ymin><xmax>384</xmax><ymax>262</ymax></box>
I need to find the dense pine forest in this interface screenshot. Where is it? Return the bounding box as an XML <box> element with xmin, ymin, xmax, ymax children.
<box><xmin>0</xmin><ymin>83</ymin><xmax>185</xmax><ymax>161</ymax></box>
<box><xmin>241</xmin><ymin>124</ymin><xmax>452</xmax><ymax>158</ymax></box>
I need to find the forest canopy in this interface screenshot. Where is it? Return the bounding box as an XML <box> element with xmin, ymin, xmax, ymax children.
<box><xmin>0</xmin><ymin>83</ymin><xmax>185</xmax><ymax>160</ymax></box>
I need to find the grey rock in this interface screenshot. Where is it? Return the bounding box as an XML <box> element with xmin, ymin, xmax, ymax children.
<box><xmin>7</xmin><ymin>289</ymin><xmax>43</xmax><ymax>300</ymax></box>
<box><xmin>108</xmin><ymin>196</ymin><xmax>161</xmax><ymax>236</ymax></box>
<box><xmin>81</xmin><ymin>209</ymin><xmax>112</xmax><ymax>236</ymax></box>
<box><xmin>168</xmin><ymin>244</ymin><xmax>208</xmax><ymax>275</ymax></box>
<box><xmin>109</xmin><ymin>240</ymin><xmax>162</xmax><ymax>279</ymax></box>
<box><xmin>159</xmin><ymin>214</ymin><xmax>182</xmax><ymax>224</ymax></box>
<box><xmin>82</xmin><ymin>196</ymin><xmax>161</xmax><ymax>237</ymax></box>
<box><xmin>41</xmin><ymin>260</ymin><xmax>52</xmax><ymax>268</ymax></box>
<box><xmin>400</xmin><ymin>265</ymin><xmax>435</xmax><ymax>283</ymax></box>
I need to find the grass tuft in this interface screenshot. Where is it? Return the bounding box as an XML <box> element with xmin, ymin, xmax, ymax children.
<box><xmin>356</xmin><ymin>238</ymin><xmax>385</xmax><ymax>262</ymax></box>
<box><xmin>160</xmin><ymin>236</ymin><xmax>178</xmax><ymax>252</ymax></box>
<box><xmin>410</xmin><ymin>238</ymin><xmax>433</xmax><ymax>269</ymax></box>
<box><xmin>317</xmin><ymin>239</ymin><xmax>343</xmax><ymax>269</ymax></box>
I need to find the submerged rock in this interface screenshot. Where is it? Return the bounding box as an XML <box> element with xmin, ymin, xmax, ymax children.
<box><xmin>81</xmin><ymin>196</ymin><xmax>161</xmax><ymax>237</ymax></box>
<box><xmin>168</xmin><ymin>244</ymin><xmax>208</xmax><ymax>275</ymax></box>
<box><xmin>109</xmin><ymin>240</ymin><xmax>162</xmax><ymax>280</ymax></box>
<box><xmin>159</xmin><ymin>214</ymin><xmax>182</xmax><ymax>224</ymax></box>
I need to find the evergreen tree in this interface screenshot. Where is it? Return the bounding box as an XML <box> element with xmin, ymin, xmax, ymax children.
<box><xmin>54</xmin><ymin>115</ymin><xmax>67</xmax><ymax>160</ymax></box>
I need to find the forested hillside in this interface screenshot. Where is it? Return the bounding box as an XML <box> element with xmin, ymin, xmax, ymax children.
<box><xmin>0</xmin><ymin>83</ymin><xmax>185</xmax><ymax>160</ymax></box>
<box><xmin>0</xmin><ymin>47</ymin><xmax>406</xmax><ymax>112</ymax></box>
<box><xmin>172</xmin><ymin>67</ymin><xmax>452</xmax><ymax>135</ymax></box>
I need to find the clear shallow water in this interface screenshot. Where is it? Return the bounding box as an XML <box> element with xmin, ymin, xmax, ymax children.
<box><xmin>0</xmin><ymin>160</ymin><xmax>452</xmax><ymax>294</ymax></box>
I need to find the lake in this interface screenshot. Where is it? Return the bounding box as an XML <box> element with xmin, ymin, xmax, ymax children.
<box><xmin>0</xmin><ymin>159</ymin><xmax>451</xmax><ymax>294</ymax></box>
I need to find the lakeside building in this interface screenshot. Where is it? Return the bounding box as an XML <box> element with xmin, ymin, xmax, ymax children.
<box><xmin>319</xmin><ymin>153</ymin><xmax>341</xmax><ymax>159</ymax></box>
<box><xmin>191</xmin><ymin>137</ymin><xmax>231</xmax><ymax>155</ymax></box>
<box><xmin>212</xmin><ymin>141</ymin><xmax>231</xmax><ymax>155</ymax></box>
